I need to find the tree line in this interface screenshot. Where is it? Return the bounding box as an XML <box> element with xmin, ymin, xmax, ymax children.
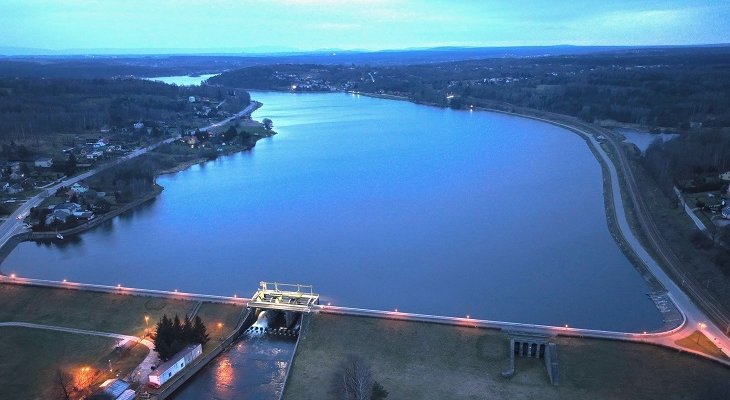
<box><xmin>154</xmin><ymin>314</ymin><xmax>209</xmax><ymax>361</ymax></box>
<box><xmin>211</xmin><ymin>47</ymin><xmax>730</xmax><ymax>130</ymax></box>
<box><xmin>0</xmin><ymin>77</ymin><xmax>251</xmax><ymax>141</ymax></box>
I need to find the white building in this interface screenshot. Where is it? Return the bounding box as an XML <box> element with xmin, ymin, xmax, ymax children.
<box><xmin>720</xmin><ymin>171</ymin><xmax>730</xmax><ymax>181</ymax></box>
<box><xmin>188</xmin><ymin>96</ymin><xmax>196</xmax><ymax>103</ymax></box>
<box><xmin>98</xmin><ymin>379</ymin><xmax>133</xmax><ymax>399</ymax></box>
<box><xmin>71</xmin><ymin>182</ymin><xmax>89</xmax><ymax>193</ymax></box>
<box><xmin>34</xmin><ymin>158</ymin><xmax>53</xmax><ymax>168</ymax></box>
<box><xmin>148</xmin><ymin>344</ymin><xmax>202</xmax><ymax>388</ymax></box>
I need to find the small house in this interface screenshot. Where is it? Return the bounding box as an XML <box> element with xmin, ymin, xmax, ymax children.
<box><xmin>723</xmin><ymin>206</ymin><xmax>730</xmax><ymax>220</ymax></box>
<box><xmin>7</xmin><ymin>183</ymin><xmax>23</xmax><ymax>194</ymax></box>
<box><xmin>71</xmin><ymin>182</ymin><xmax>89</xmax><ymax>194</ymax></box>
<box><xmin>720</xmin><ymin>171</ymin><xmax>730</xmax><ymax>182</ymax></box>
<box><xmin>133</xmin><ymin>122</ymin><xmax>145</xmax><ymax>130</ymax></box>
<box><xmin>98</xmin><ymin>379</ymin><xmax>134</xmax><ymax>400</ymax></box>
<box><xmin>55</xmin><ymin>202</ymin><xmax>82</xmax><ymax>213</ymax></box>
<box><xmin>148</xmin><ymin>344</ymin><xmax>202</xmax><ymax>388</ymax></box>
<box><xmin>73</xmin><ymin>210</ymin><xmax>94</xmax><ymax>220</ymax></box>
<box><xmin>188</xmin><ymin>96</ymin><xmax>196</xmax><ymax>103</ymax></box>
<box><xmin>34</xmin><ymin>157</ymin><xmax>53</xmax><ymax>168</ymax></box>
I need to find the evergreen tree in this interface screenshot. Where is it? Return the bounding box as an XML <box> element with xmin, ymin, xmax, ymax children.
<box><xmin>182</xmin><ymin>314</ymin><xmax>194</xmax><ymax>343</ymax></box>
<box><xmin>153</xmin><ymin>313</ymin><xmax>209</xmax><ymax>360</ymax></box>
<box><xmin>154</xmin><ymin>315</ymin><xmax>174</xmax><ymax>360</ymax></box>
<box><xmin>192</xmin><ymin>316</ymin><xmax>210</xmax><ymax>345</ymax></box>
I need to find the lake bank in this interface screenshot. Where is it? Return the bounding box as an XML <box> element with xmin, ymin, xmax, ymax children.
<box><xmin>1</xmin><ymin>91</ymin><xmax>663</xmax><ymax>332</ymax></box>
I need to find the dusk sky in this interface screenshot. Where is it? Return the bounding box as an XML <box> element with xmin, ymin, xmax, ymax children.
<box><xmin>1</xmin><ymin>0</ymin><xmax>728</xmax><ymax>53</ymax></box>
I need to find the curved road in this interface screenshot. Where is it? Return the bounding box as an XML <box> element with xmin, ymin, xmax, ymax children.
<box><xmin>0</xmin><ymin>101</ymin><xmax>261</xmax><ymax>253</ymax></box>
<box><xmin>469</xmin><ymin>109</ymin><xmax>730</xmax><ymax>362</ymax></box>
<box><xmin>1</xmin><ymin>101</ymin><xmax>728</xmax><ymax>369</ymax></box>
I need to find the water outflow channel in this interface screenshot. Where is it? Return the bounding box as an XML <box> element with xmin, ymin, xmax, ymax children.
<box><xmin>172</xmin><ymin>311</ymin><xmax>300</xmax><ymax>400</ymax></box>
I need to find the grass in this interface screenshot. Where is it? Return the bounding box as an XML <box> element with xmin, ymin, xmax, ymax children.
<box><xmin>674</xmin><ymin>330</ymin><xmax>727</xmax><ymax>359</ymax></box>
<box><xmin>0</xmin><ymin>283</ymin><xmax>198</xmax><ymax>337</ymax></box>
<box><xmin>0</xmin><ymin>284</ymin><xmax>246</xmax><ymax>397</ymax></box>
<box><xmin>0</xmin><ymin>327</ymin><xmax>147</xmax><ymax>400</ymax></box>
<box><xmin>194</xmin><ymin>302</ymin><xmax>244</xmax><ymax>344</ymax></box>
<box><xmin>284</xmin><ymin>314</ymin><xmax>730</xmax><ymax>400</ymax></box>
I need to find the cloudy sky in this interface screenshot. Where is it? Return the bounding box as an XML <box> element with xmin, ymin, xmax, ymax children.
<box><xmin>1</xmin><ymin>0</ymin><xmax>728</xmax><ymax>53</ymax></box>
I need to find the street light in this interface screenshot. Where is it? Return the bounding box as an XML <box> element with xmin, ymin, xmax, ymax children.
<box><xmin>697</xmin><ymin>322</ymin><xmax>707</xmax><ymax>344</ymax></box>
<box><xmin>144</xmin><ymin>316</ymin><xmax>150</xmax><ymax>336</ymax></box>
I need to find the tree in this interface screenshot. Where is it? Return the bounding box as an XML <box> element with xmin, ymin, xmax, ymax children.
<box><xmin>262</xmin><ymin>118</ymin><xmax>273</xmax><ymax>131</ymax></box>
<box><xmin>222</xmin><ymin>126</ymin><xmax>238</xmax><ymax>142</ymax></box>
<box><xmin>192</xmin><ymin>315</ymin><xmax>210</xmax><ymax>345</ymax></box>
<box><xmin>333</xmin><ymin>355</ymin><xmax>375</xmax><ymax>400</ymax></box>
<box><xmin>182</xmin><ymin>314</ymin><xmax>194</xmax><ymax>343</ymax></box>
<box><xmin>53</xmin><ymin>369</ymin><xmax>73</xmax><ymax>400</ymax></box>
<box><xmin>372</xmin><ymin>382</ymin><xmax>389</xmax><ymax>400</ymax></box>
<box><xmin>64</xmin><ymin>153</ymin><xmax>77</xmax><ymax>176</ymax></box>
<box><xmin>154</xmin><ymin>314</ymin><xmax>209</xmax><ymax>360</ymax></box>
<box><xmin>154</xmin><ymin>315</ymin><xmax>174</xmax><ymax>360</ymax></box>
<box><xmin>194</xmin><ymin>129</ymin><xmax>207</xmax><ymax>143</ymax></box>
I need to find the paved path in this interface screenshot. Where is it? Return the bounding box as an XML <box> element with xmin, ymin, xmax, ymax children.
<box><xmin>0</xmin><ymin>101</ymin><xmax>261</xmax><ymax>252</ymax></box>
<box><xmin>0</xmin><ymin>321</ymin><xmax>143</xmax><ymax>342</ymax></box>
<box><xmin>470</xmin><ymin>109</ymin><xmax>730</xmax><ymax>361</ymax></box>
<box><xmin>0</xmin><ymin>321</ymin><xmax>158</xmax><ymax>384</ymax></box>
<box><xmin>2</xmin><ymin>102</ymin><xmax>729</xmax><ymax>370</ymax></box>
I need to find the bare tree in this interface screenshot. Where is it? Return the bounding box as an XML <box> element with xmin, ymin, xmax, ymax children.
<box><xmin>333</xmin><ymin>355</ymin><xmax>374</xmax><ymax>400</ymax></box>
<box><xmin>53</xmin><ymin>369</ymin><xmax>73</xmax><ymax>400</ymax></box>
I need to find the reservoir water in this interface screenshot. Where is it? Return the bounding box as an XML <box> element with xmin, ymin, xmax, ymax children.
<box><xmin>145</xmin><ymin>74</ymin><xmax>219</xmax><ymax>86</ymax></box>
<box><xmin>3</xmin><ymin>91</ymin><xmax>662</xmax><ymax>332</ymax></box>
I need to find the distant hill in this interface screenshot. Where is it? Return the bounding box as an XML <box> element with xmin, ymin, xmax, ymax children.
<box><xmin>1</xmin><ymin>45</ymin><xmax>728</xmax><ymax>79</ymax></box>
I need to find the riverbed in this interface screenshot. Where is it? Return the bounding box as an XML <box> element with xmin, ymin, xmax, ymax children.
<box><xmin>3</xmin><ymin>90</ymin><xmax>662</xmax><ymax>332</ymax></box>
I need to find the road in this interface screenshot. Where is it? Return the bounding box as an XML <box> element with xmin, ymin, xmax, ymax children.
<box><xmin>199</xmin><ymin>101</ymin><xmax>261</xmax><ymax>132</ymax></box>
<box><xmin>477</xmin><ymin>109</ymin><xmax>730</xmax><ymax>361</ymax></box>
<box><xmin>0</xmin><ymin>137</ymin><xmax>175</xmax><ymax>251</ymax></box>
<box><xmin>2</xmin><ymin>100</ymin><xmax>728</xmax><ymax>368</ymax></box>
<box><xmin>0</xmin><ymin>101</ymin><xmax>261</xmax><ymax>252</ymax></box>
<box><xmin>0</xmin><ymin>321</ymin><xmax>158</xmax><ymax>383</ymax></box>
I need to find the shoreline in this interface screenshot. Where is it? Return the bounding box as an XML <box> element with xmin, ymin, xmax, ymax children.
<box><xmin>350</xmin><ymin>92</ymin><xmax>667</xmax><ymax>289</ymax></box>
<box><xmin>0</xmin><ymin>93</ymin><xmax>695</xmax><ymax>330</ymax></box>
<box><xmin>0</xmin><ymin>102</ymin><xmax>272</xmax><ymax>258</ymax></box>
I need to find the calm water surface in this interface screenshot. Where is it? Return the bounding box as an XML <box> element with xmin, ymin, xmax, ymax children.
<box><xmin>4</xmin><ymin>91</ymin><xmax>662</xmax><ymax>331</ymax></box>
<box><xmin>145</xmin><ymin>74</ymin><xmax>219</xmax><ymax>86</ymax></box>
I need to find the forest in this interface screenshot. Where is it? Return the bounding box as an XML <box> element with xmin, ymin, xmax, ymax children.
<box><xmin>210</xmin><ymin>46</ymin><xmax>730</xmax><ymax>129</ymax></box>
<box><xmin>0</xmin><ymin>78</ymin><xmax>251</xmax><ymax>141</ymax></box>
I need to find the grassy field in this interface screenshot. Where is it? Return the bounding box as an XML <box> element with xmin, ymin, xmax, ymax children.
<box><xmin>0</xmin><ymin>327</ymin><xmax>147</xmax><ymax>400</ymax></box>
<box><xmin>0</xmin><ymin>283</ymin><xmax>198</xmax><ymax>336</ymax></box>
<box><xmin>195</xmin><ymin>302</ymin><xmax>244</xmax><ymax>343</ymax></box>
<box><xmin>284</xmin><ymin>314</ymin><xmax>730</xmax><ymax>400</ymax></box>
<box><xmin>0</xmin><ymin>283</ymin><xmax>246</xmax><ymax>397</ymax></box>
<box><xmin>674</xmin><ymin>330</ymin><xmax>727</xmax><ymax>359</ymax></box>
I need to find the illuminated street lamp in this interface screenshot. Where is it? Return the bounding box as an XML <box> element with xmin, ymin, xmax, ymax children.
<box><xmin>144</xmin><ymin>316</ymin><xmax>150</xmax><ymax>336</ymax></box>
<box><xmin>697</xmin><ymin>322</ymin><xmax>707</xmax><ymax>344</ymax></box>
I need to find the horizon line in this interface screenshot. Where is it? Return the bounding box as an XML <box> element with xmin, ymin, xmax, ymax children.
<box><xmin>2</xmin><ymin>43</ymin><xmax>730</xmax><ymax>57</ymax></box>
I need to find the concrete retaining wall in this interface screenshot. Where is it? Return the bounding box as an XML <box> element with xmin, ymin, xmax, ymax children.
<box><xmin>154</xmin><ymin>307</ymin><xmax>256</xmax><ymax>399</ymax></box>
